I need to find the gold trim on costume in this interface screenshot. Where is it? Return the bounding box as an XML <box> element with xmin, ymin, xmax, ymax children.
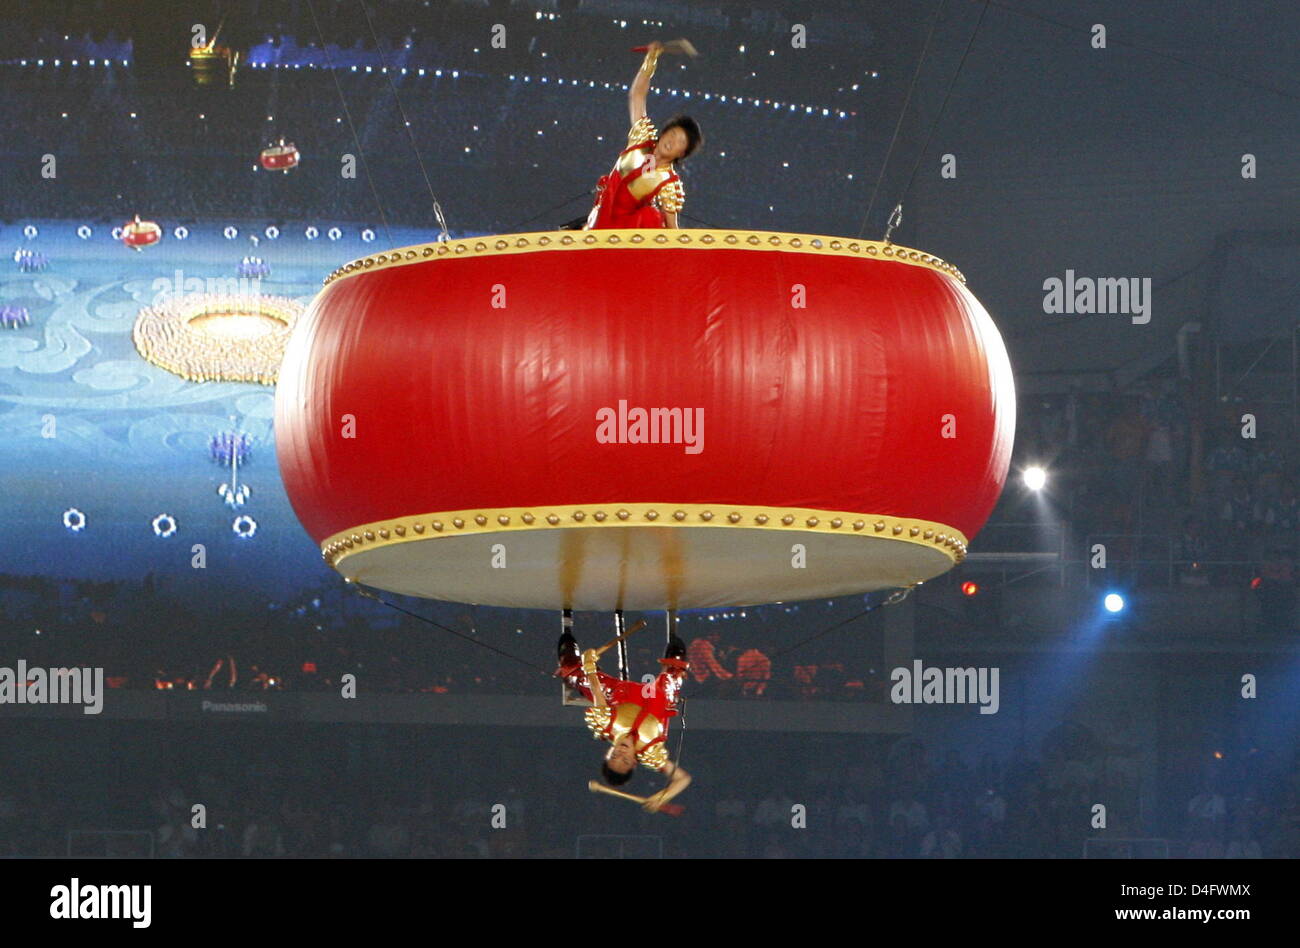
<box><xmin>655</xmin><ymin>179</ymin><xmax>685</xmax><ymax>213</ymax></box>
<box><xmin>319</xmin><ymin>502</ymin><xmax>969</xmax><ymax>570</ymax></box>
<box><xmin>626</xmin><ymin>115</ymin><xmax>657</xmax><ymax>150</ymax></box>
<box><xmin>321</xmin><ymin>230</ymin><xmax>967</xmax><ymax>287</ymax></box>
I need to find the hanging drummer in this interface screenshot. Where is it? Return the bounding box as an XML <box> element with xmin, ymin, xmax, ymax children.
<box><xmin>564</xmin><ymin>39</ymin><xmax>703</xmax><ymax>230</ymax></box>
<box><xmin>555</xmin><ymin>612</ymin><xmax>692</xmax><ymax>811</ymax></box>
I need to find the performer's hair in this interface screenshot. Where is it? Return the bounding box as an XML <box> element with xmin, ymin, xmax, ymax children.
<box><xmin>601</xmin><ymin>761</ymin><xmax>635</xmax><ymax>786</ymax></box>
<box><xmin>661</xmin><ymin>114</ymin><xmax>703</xmax><ymax>159</ymax></box>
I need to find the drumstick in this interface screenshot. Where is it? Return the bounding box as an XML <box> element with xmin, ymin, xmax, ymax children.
<box><xmin>588</xmin><ymin>779</ymin><xmax>644</xmax><ymax>803</ymax></box>
<box><xmin>631</xmin><ymin>38</ymin><xmax>699</xmax><ymax>58</ymax></box>
<box><xmin>587</xmin><ymin>780</ymin><xmax>683</xmax><ymax>816</ymax></box>
<box><xmin>591</xmin><ymin>619</ymin><xmax>648</xmax><ymax>659</ymax></box>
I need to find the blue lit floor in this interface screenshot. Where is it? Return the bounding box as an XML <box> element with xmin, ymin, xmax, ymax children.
<box><xmin>0</xmin><ymin>219</ymin><xmax>443</xmax><ymax>599</ymax></box>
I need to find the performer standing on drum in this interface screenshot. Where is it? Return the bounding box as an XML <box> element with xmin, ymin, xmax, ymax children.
<box><xmin>564</xmin><ymin>40</ymin><xmax>703</xmax><ymax>230</ymax></box>
<box><xmin>555</xmin><ymin>614</ymin><xmax>693</xmax><ymax>811</ymax></box>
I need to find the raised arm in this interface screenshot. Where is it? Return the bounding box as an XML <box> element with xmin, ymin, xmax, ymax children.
<box><xmin>582</xmin><ymin>649</ymin><xmax>607</xmax><ymax>709</ymax></box>
<box><xmin>628</xmin><ymin>41</ymin><xmax>663</xmax><ymax>126</ymax></box>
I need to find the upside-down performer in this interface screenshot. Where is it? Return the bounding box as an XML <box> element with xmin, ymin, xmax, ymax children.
<box><xmin>564</xmin><ymin>40</ymin><xmax>703</xmax><ymax>231</ymax></box>
<box><xmin>556</xmin><ymin>614</ymin><xmax>693</xmax><ymax>812</ymax></box>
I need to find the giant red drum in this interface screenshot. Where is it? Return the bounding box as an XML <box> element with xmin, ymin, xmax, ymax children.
<box><xmin>274</xmin><ymin>228</ymin><xmax>1016</xmax><ymax>610</ymax></box>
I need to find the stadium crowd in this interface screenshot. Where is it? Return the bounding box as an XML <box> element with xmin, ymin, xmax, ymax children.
<box><xmin>3</xmin><ymin>718</ymin><xmax>1296</xmax><ymax>858</ymax></box>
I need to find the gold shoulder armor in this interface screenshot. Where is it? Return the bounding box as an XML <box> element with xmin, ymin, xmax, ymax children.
<box><xmin>638</xmin><ymin>742</ymin><xmax>669</xmax><ymax>771</ymax></box>
<box><xmin>657</xmin><ymin>180</ymin><xmax>685</xmax><ymax>213</ymax></box>
<box><xmin>628</xmin><ymin>116</ymin><xmax>657</xmax><ymax>149</ymax></box>
<box><xmin>584</xmin><ymin>706</ymin><xmax>611</xmax><ymax>738</ymax></box>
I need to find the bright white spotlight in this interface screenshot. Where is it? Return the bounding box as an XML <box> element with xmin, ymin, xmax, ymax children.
<box><xmin>1023</xmin><ymin>466</ymin><xmax>1047</xmax><ymax>491</ymax></box>
<box><xmin>1104</xmin><ymin>593</ymin><xmax>1125</xmax><ymax>613</ymax></box>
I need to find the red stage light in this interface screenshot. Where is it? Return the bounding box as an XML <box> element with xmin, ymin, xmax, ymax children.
<box><xmin>1250</xmin><ymin>576</ymin><xmax>1263</xmax><ymax>590</ymax></box>
<box><xmin>961</xmin><ymin>581</ymin><xmax>980</xmax><ymax>597</ymax></box>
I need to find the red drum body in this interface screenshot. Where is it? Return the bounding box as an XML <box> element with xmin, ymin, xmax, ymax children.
<box><xmin>275</xmin><ymin>229</ymin><xmax>1016</xmax><ymax>610</ymax></box>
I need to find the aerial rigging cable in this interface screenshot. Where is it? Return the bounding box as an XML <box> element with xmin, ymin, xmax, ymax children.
<box><xmin>356</xmin><ymin>0</ymin><xmax>451</xmax><ymax>241</ymax></box>
<box><xmin>858</xmin><ymin>0</ymin><xmax>989</xmax><ymax>242</ymax></box>
<box><xmin>304</xmin><ymin>0</ymin><xmax>393</xmax><ymax>244</ymax></box>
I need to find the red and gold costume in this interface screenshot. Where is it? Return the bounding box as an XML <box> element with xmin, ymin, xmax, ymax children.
<box><xmin>583</xmin><ymin>116</ymin><xmax>686</xmax><ymax>230</ymax></box>
<box><xmin>559</xmin><ymin>660</ymin><xmax>688</xmax><ymax>772</ymax></box>
<box><xmin>580</xmin><ymin>45</ymin><xmax>685</xmax><ymax>230</ymax></box>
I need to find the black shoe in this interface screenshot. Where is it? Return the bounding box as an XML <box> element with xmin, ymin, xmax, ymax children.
<box><xmin>558</xmin><ymin>631</ymin><xmax>580</xmax><ymax>667</ymax></box>
<box><xmin>663</xmin><ymin>632</ymin><xmax>687</xmax><ymax>662</ymax></box>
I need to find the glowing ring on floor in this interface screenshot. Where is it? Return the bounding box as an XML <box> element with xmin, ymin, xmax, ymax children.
<box><xmin>23</xmin><ymin>225</ymin><xmax>37</xmax><ymax>239</ymax></box>
<box><xmin>152</xmin><ymin>513</ymin><xmax>177</xmax><ymax>537</ymax></box>
<box><xmin>265</xmin><ymin>226</ymin><xmax>279</xmax><ymax>240</ymax></box>
<box><xmin>361</xmin><ymin>228</ymin><xmax>375</xmax><ymax>242</ymax></box>
<box><xmin>174</xmin><ymin>226</ymin><xmax>189</xmax><ymax>240</ymax></box>
<box><xmin>327</xmin><ymin>227</ymin><xmax>342</xmax><ymax>241</ymax></box>
<box><xmin>63</xmin><ymin>508</ymin><xmax>86</xmax><ymax>532</ymax></box>
<box><xmin>76</xmin><ymin>225</ymin><xmax>92</xmax><ymax>240</ymax></box>
<box><xmin>233</xmin><ymin>515</ymin><xmax>257</xmax><ymax>537</ymax></box>
<box><xmin>305</xmin><ymin>226</ymin><xmax>319</xmax><ymax>240</ymax></box>
<box><xmin>111</xmin><ymin>227</ymin><xmax>124</xmax><ymax>240</ymax></box>
<box><xmin>223</xmin><ymin>226</ymin><xmax>238</xmax><ymax>240</ymax></box>
<box><xmin>132</xmin><ymin>292</ymin><xmax>304</xmax><ymax>385</ymax></box>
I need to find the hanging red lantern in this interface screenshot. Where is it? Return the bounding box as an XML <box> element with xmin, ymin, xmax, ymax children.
<box><xmin>259</xmin><ymin>141</ymin><xmax>300</xmax><ymax>172</ymax></box>
<box><xmin>274</xmin><ymin>229</ymin><xmax>1016</xmax><ymax>610</ymax></box>
<box><xmin>121</xmin><ymin>215</ymin><xmax>161</xmax><ymax>251</ymax></box>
